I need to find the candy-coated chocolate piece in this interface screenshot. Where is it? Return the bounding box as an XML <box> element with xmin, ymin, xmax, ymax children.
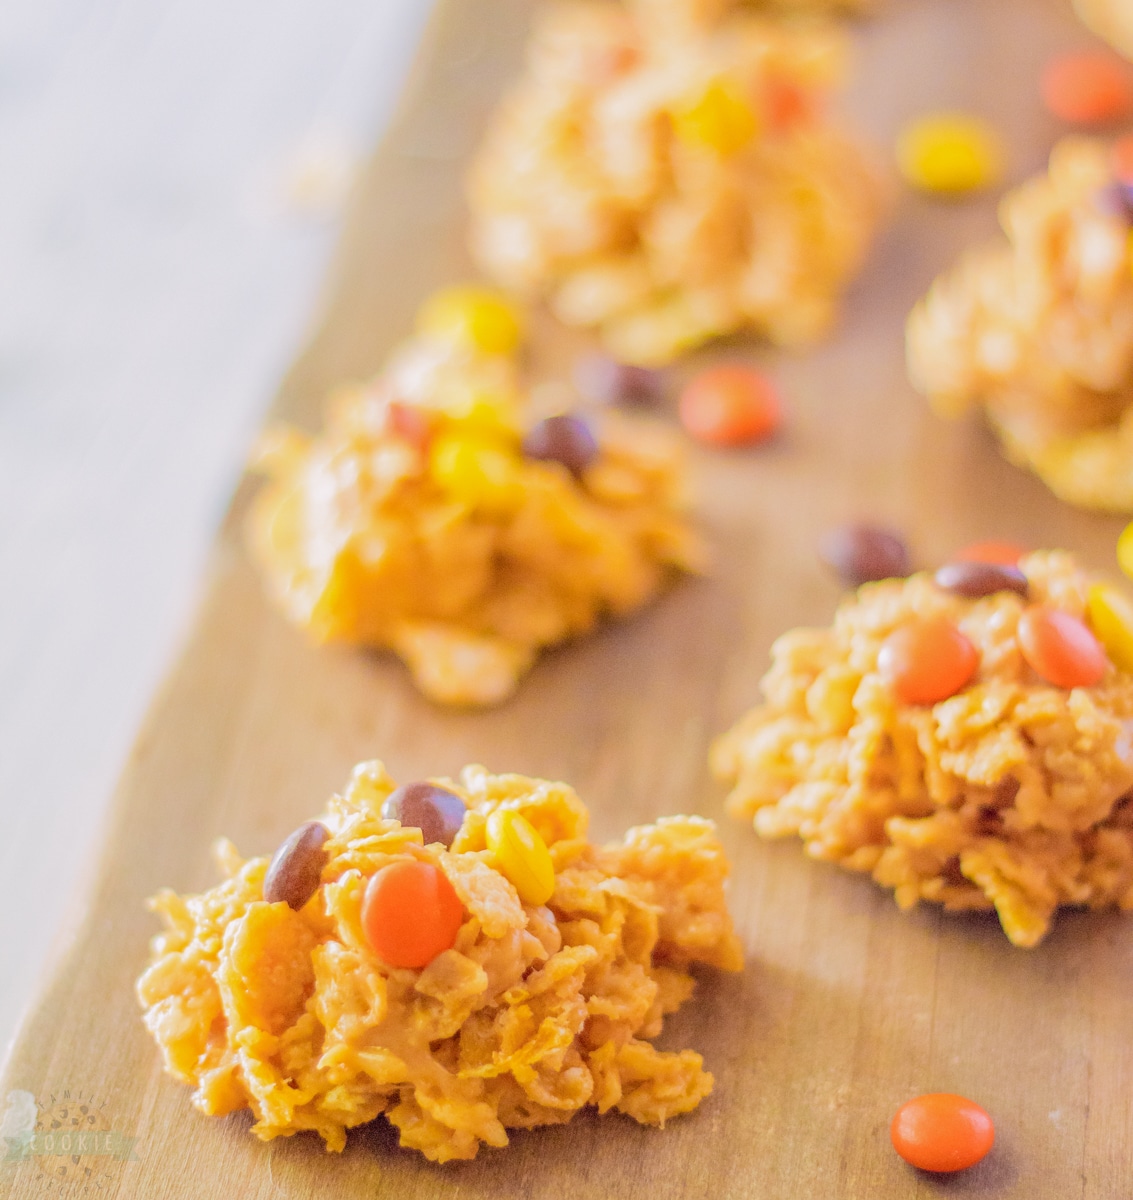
<box><xmin>1017</xmin><ymin>605</ymin><xmax>1108</xmax><ymax>689</ymax></box>
<box><xmin>263</xmin><ymin>822</ymin><xmax>330</xmax><ymax>911</ymax></box>
<box><xmin>381</xmin><ymin>782</ymin><xmax>467</xmax><ymax>848</ymax></box>
<box><xmin>429</xmin><ymin>432</ymin><xmax>523</xmax><ymax>512</ymax></box>
<box><xmin>574</xmin><ymin>355</ymin><xmax>663</xmax><ymax>407</ymax></box>
<box><xmin>362</xmin><ymin>860</ymin><xmax>464</xmax><ymax>969</ymax></box>
<box><xmin>952</xmin><ymin>540</ymin><xmax>1027</xmax><ymax>566</ymax></box>
<box><xmin>878</xmin><ymin>616</ymin><xmax>979</xmax><ymax>705</ymax></box>
<box><xmin>891</xmin><ymin>1093</ymin><xmax>995</xmax><ymax>1174</ymax></box>
<box><xmin>417</xmin><ymin>285</ymin><xmax>524</xmax><ymax>355</ymax></box>
<box><xmin>1042</xmin><ymin>52</ymin><xmax>1133</xmax><ymax>126</ymax></box>
<box><xmin>1087</xmin><ymin>583</ymin><xmax>1133</xmax><ymax>673</ymax></box>
<box><xmin>522</xmin><ymin>414</ymin><xmax>600</xmax><ymax>476</ymax></box>
<box><xmin>678</xmin><ymin>364</ymin><xmax>781</xmax><ymax>447</ymax></box>
<box><xmin>935</xmin><ymin>561</ymin><xmax>1028</xmax><ymax>599</ymax></box>
<box><xmin>673</xmin><ymin>79</ymin><xmax>759</xmax><ymax>156</ymax></box>
<box><xmin>897</xmin><ymin>113</ymin><xmax>1003</xmax><ymax>196</ymax></box>
<box><xmin>819</xmin><ymin>524</ymin><xmax>910</xmax><ymax>587</ymax></box>
<box><xmin>486</xmin><ymin>810</ymin><xmax>555</xmax><ymax>906</ymax></box>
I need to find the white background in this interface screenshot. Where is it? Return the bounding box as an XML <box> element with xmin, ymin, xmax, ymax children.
<box><xmin>0</xmin><ymin>0</ymin><xmax>429</xmax><ymax>1051</ymax></box>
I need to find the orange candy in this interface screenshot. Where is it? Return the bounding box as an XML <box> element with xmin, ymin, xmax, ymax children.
<box><xmin>891</xmin><ymin>1093</ymin><xmax>995</xmax><ymax>1174</ymax></box>
<box><xmin>878</xmin><ymin>616</ymin><xmax>979</xmax><ymax>705</ymax></box>
<box><xmin>678</xmin><ymin>364</ymin><xmax>782</xmax><ymax>447</ymax></box>
<box><xmin>1041</xmin><ymin>52</ymin><xmax>1133</xmax><ymax>126</ymax></box>
<box><xmin>386</xmin><ymin>402</ymin><xmax>432</xmax><ymax>451</ymax></box>
<box><xmin>361</xmin><ymin>860</ymin><xmax>463</xmax><ymax>969</ymax></box>
<box><xmin>952</xmin><ymin>540</ymin><xmax>1027</xmax><ymax>566</ymax></box>
<box><xmin>1016</xmin><ymin>605</ymin><xmax>1108</xmax><ymax>689</ymax></box>
<box><xmin>764</xmin><ymin>76</ymin><xmax>813</xmax><ymax>133</ymax></box>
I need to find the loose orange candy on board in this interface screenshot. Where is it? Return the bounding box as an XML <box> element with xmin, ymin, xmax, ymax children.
<box><xmin>361</xmin><ymin>860</ymin><xmax>464</xmax><ymax>969</ymax></box>
<box><xmin>878</xmin><ymin>616</ymin><xmax>979</xmax><ymax>705</ymax></box>
<box><xmin>1041</xmin><ymin>52</ymin><xmax>1133</xmax><ymax>126</ymax></box>
<box><xmin>1017</xmin><ymin>605</ymin><xmax>1108</xmax><ymax>689</ymax></box>
<box><xmin>891</xmin><ymin>1093</ymin><xmax>995</xmax><ymax>1174</ymax></box>
<box><xmin>678</xmin><ymin>364</ymin><xmax>782</xmax><ymax>447</ymax></box>
<box><xmin>952</xmin><ymin>540</ymin><xmax>1027</xmax><ymax>566</ymax></box>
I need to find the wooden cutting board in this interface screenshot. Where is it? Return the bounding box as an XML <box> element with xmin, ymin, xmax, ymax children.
<box><xmin>3</xmin><ymin>0</ymin><xmax>1130</xmax><ymax>1196</ymax></box>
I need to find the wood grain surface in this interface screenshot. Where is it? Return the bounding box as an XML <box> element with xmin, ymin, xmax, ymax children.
<box><xmin>2</xmin><ymin>1</ymin><xmax>1130</xmax><ymax>1197</ymax></box>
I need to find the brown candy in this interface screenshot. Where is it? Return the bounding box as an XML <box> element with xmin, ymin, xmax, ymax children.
<box><xmin>263</xmin><ymin>821</ymin><xmax>330</xmax><ymax>910</ymax></box>
<box><xmin>1095</xmin><ymin>180</ymin><xmax>1133</xmax><ymax>221</ymax></box>
<box><xmin>381</xmin><ymin>781</ymin><xmax>467</xmax><ymax>848</ymax></box>
<box><xmin>522</xmin><ymin>414</ymin><xmax>600</xmax><ymax>476</ymax></box>
<box><xmin>819</xmin><ymin>524</ymin><xmax>910</xmax><ymax>588</ymax></box>
<box><xmin>573</xmin><ymin>354</ymin><xmax>663</xmax><ymax>407</ymax></box>
<box><xmin>935</xmin><ymin>560</ymin><xmax>1029</xmax><ymax>599</ymax></box>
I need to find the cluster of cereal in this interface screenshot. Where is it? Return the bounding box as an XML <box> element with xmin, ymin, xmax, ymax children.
<box><xmin>466</xmin><ymin>0</ymin><xmax>883</xmax><ymax>365</ymax></box>
<box><xmin>631</xmin><ymin>0</ymin><xmax>871</xmax><ymax>22</ymax></box>
<box><xmin>1074</xmin><ymin>0</ymin><xmax>1133</xmax><ymax>60</ymax></box>
<box><xmin>247</xmin><ymin>289</ymin><xmax>701</xmax><ymax>707</ymax></box>
<box><xmin>136</xmin><ymin>761</ymin><xmax>743</xmax><ymax>1163</ymax></box>
<box><xmin>907</xmin><ymin>138</ymin><xmax>1133</xmax><ymax>512</ymax></box>
<box><xmin>711</xmin><ymin>552</ymin><xmax>1133</xmax><ymax>947</ymax></box>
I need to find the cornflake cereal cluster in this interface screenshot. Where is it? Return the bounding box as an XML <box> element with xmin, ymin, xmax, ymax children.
<box><xmin>645</xmin><ymin>0</ymin><xmax>871</xmax><ymax>14</ymax></box>
<box><xmin>1074</xmin><ymin>0</ymin><xmax>1133</xmax><ymax>60</ymax></box>
<box><xmin>711</xmin><ymin>551</ymin><xmax>1133</xmax><ymax>947</ymax></box>
<box><xmin>137</xmin><ymin>761</ymin><xmax>743</xmax><ymax>1163</ymax></box>
<box><xmin>247</xmin><ymin>288</ymin><xmax>701</xmax><ymax>707</ymax></box>
<box><xmin>467</xmin><ymin>0</ymin><xmax>883</xmax><ymax>365</ymax></box>
<box><xmin>907</xmin><ymin>138</ymin><xmax>1133</xmax><ymax>512</ymax></box>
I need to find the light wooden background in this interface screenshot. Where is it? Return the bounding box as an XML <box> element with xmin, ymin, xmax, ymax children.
<box><xmin>4</xmin><ymin>1</ymin><xmax>1133</xmax><ymax>1198</ymax></box>
<box><xmin>0</xmin><ymin>0</ymin><xmax>429</xmax><ymax>1051</ymax></box>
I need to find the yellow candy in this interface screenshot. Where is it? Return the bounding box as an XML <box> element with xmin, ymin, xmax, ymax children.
<box><xmin>449</xmin><ymin>388</ymin><xmax>521</xmax><ymax>436</ymax></box>
<box><xmin>429</xmin><ymin>432</ymin><xmax>523</xmax><ymax>512</ymax></box>
<box><xmin>1119</xmin><ymin>521</ymin><xmax>1133</xmax><ymax>579</ymax></box>
<box><xmin>896</xmin><ymin>114</ymin><xmax>1003</xmax><ymax>196</ymax></box>
<box><xmin>1087</xmin><ymin>583</ymin><xmax>1133</xmax><ymax>673</ymax></box>
<box><xmin>485</xmin><ymin>811</ymin><xmax>555</xmax><ymax>906</ymax></box>
<box><xmin>673</xmin><ymin>79</ymin><xmax>759</xmax><ymax>157</ymax></box>
<box><xmin>417</xmin><ymin>285</ymin><xmax>524</xmax><ymax>356</ymax></box>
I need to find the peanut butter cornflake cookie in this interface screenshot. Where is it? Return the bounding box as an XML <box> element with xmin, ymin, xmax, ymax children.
<box><xmin>907</xmin><ymin>137</ymin><xmax>1133</xmax><ymax>512</ymax></box>
<box><xmin>1074</xmin><ymin>0</ymin><xmax>1133</xmax><ymax>60</ymax></box>
<box><xmin>247</xmin><ymin>286</ymin><xmax>702</xmax><ymax>707</ymax></box>
<box><xmin>466</xmin><ymin>0</ymin><xmax>883</xmax><ymax>366</ymax></box>
<box><xmin>711</xmin><ymin>550</ymin><xmax>1133</xmax><ymax>947</ymax></box>
<box><xmin>137</xmin><ymin>761</ymin><xmax>742</xmax><ymax>1163</ymax></box>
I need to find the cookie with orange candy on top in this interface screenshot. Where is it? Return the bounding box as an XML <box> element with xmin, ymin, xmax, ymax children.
<box><xmin>711</xmin><ymin>542</ymin><xmax>1133</xmax><ymax>948</ymax></box>
<box><xmin>136</xmin><ymin>760</ymin><xmax>743</xmax><ymax>1163</ymax></box>
<box><xmin>247</xmin><ymin>285</ymin><xmax>702</xmax><ymax>707</ymax></box>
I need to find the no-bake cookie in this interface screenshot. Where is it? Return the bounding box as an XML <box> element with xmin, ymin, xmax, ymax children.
<box><xmin>247</xmin><ymin>288</ymin><xmax>701</xmax><ymax>706</ymax></box>
<box><xmin>467</xmin><ymin>0</ymin><xmax>883</xmax><ymax>365</ymax></box>
<box><xmin>907</xmin><ymin>138</ymin><xmax>1133</xmax><ymax>511</ymax></box>
<box><xmin>712</xmin><ymin>550</ymin><xmax>1133</xmax><ymax>947</ymax></box>
<box><xmin>1074</xmin><ymin>0</ymin><xmax>1133</xmax><ymax>60</ymax></box>
<box><xmin>137</xmin><ymin>761</ymin><xmax>742</xmax><ymax>1162</ymax></box>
